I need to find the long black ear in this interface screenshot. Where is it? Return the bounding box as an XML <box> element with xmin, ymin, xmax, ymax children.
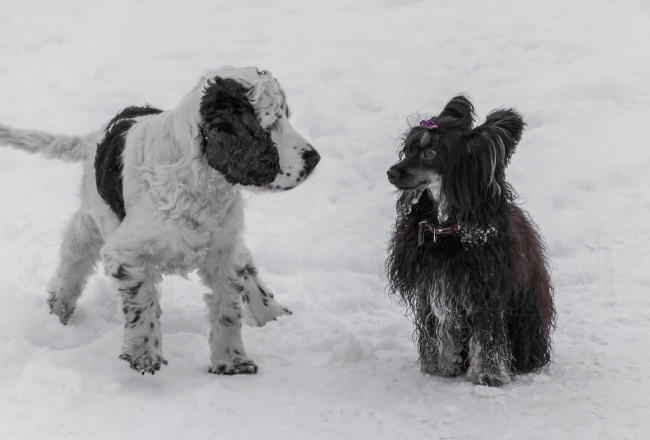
<box><xmin>471</xmin><ymin>108</ymin><xmax>525</xmax><ymax>166</ymax></box>
<box><xmin>199</xmin><ymin>77</ymin><xmax>280</xmax><ymax>186</ymax></box>
<box><xmin>436</xmin><ymin>95</ymin><xmax>475</xmax><ymax>131</ymax></box>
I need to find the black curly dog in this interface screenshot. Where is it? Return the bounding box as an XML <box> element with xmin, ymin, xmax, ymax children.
<box><xmin>386</xmin><ymin>95</ymin><xmax>555</xmax><ymax>386</ymax></box>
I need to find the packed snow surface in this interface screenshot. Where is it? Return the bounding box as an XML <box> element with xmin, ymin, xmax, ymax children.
<box><xmin>1</xmin><ymin>0</ymin><xmax>649</xmax><ymax>439</ymax></box>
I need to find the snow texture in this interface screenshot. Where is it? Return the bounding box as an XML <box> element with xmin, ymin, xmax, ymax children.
<box><xmin>1</xmin><ymin>0</ymin><xmax>649</xmax><ymax>439</ymax></box>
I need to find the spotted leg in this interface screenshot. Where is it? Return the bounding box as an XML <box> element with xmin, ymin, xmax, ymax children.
<box><xmin>200</xmin><ymin>248</ymin><xmax>258</xmax><ymax>375</ymax></box>
<box><xmin>103</xmin><ymin>245</ymin><xmax>167</xmax><ymax>375</ymax></box>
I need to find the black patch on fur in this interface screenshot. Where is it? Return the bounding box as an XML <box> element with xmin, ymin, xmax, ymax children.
<box><xmin>244</xmin><ymin>264</ymin><xmax>258</xmax><ymax>276</ymax></box>
<box><xmin>95</xmin><ymin>106</ymin><xmax>163</xmax><ymax>220</ymax></box>
<box><xmin>112</xmin><ymin>264</ymin><xmax>130</xmax><ymax>280</ymax></box>
<box><xmin>219</xmin><ymin>315</ymin><xmax>238</xmax><ymax>327</ymax></box>
<box><xmin>199</xmin><ymin>77</ymin><xmax>280</xmax><ymax>186</ymax></box>
<box><xmin>118</xmin><ymin>281</ymin><xmax>143</xmax><ymax>297</ymax></box>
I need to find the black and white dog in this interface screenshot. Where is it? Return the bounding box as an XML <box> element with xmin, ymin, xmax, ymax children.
<box><xmin>386</xmin><ymin>96</ymin><xmax>554</xmax><ymax>386</ymax></box>
<box><xmin>0</xmin><ymin>66</ymin><xmax>320</xmax><ymax>375</ymax></box>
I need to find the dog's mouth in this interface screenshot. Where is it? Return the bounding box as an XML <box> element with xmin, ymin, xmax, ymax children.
<box><xmin>390</xmin><ymin>180</ymin><xmax>431</xmax><ymax>191</ymax></box>
<box><xmin>387</xmin><ymin>165</ymin><xmax>432</xmax><ymax>191</ymax></box>
<box><xmin>387</xmin><ymin>165</ymin><xmax>443</xmax><ymax>193</ymax></box>
<box><xmin>394</xmin><ymin>184</ymin><xmax>427</xmax><ymax>191</ymax></box>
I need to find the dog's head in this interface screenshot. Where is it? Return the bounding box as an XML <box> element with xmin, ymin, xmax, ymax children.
<box><xmin>197</xmin><ymin>66</ymin><xmax>320</xmax><ymax>190</ymax></box>
<box><xmin>387</xmin><ymin>95</ymin><xmax>524</xmax><ymax>220</ymax></box>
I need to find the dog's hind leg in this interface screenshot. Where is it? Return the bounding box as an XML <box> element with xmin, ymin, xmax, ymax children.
<box><xmin>200</xmin><ymin>247</ymin><xmax>258</xmax><ymax>375</ymax></box>
<box><xmin>238</xmin><ymin>250</ymin><xmax>292</xmax><ymax>327</ymax></box>
<box><xmin>47</xmin><ymin>210</ymin><xmax>103</xmax><ymax>324</ymax></box>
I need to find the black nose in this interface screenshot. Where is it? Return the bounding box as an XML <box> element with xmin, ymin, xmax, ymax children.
<box><xmin>302</xmin><ymin>148</ymin><xmax>321</xmax><ymax>171</ymax></box>
<box><xmin>387</xmin><ymin>166</ymin><xmax>401</xmax><ymax>183</ymax></box>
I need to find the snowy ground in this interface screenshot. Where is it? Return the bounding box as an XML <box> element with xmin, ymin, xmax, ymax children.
<box><xmin>1</xmin><ymin>0</ymin><xmax>649</xmax><ymax>438</ymax></box>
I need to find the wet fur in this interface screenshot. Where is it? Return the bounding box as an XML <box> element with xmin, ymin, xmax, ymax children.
<box><xmin>386</xmin><ymin>96</ymin><xmax>554</xmax><ymax>386</ymax></box>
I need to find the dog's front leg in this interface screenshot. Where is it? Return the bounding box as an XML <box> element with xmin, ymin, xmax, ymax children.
<box><xmin>199</xmin><ymin>253</ymin><xmax>257</xmax><ymax>375</ymax></box>
<box><xmin>105</xmin><ymin>251</ymin><xmax>167</xmax><ymax>375</ymax></box>
<box><xmin>418</xmin><ymin>292</ymin><xmax>464</xmax><ymax>377</ymax></box>
<box><xmin>466</xmin><ymin>310</ymin><xmax>512</xmax><ymax>386</ymax></box>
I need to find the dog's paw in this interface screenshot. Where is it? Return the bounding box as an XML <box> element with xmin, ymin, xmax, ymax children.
<box><xmin>466</xmin><ymin>369</ymin><xmax>511</xmax><ymax>387</ymax></box>
<box><xmin>420</xmin><ymin>342</ymin><xmax>464</xmax><ymax>377</ymax></box>
<box><xmin>47</xmin><ymin>291</ymin><xmax>75</xmax><ymax>325</ymax></box>
<box><xmin>209</xmin><ymin>356</ymin><xmax>258</xmax><ymax>375</ymax></box>
<box><xmin>421</xmin><ymin>358</ymin><xmax>464</xmax><ymax>377</ymax></box>
<box><xmin>119</xmin><ymin>352</ymin><xmax>168</xmax><ymax>375</ymax></box>
<box><xmin>243</xmin><ymin>300</ymin><xmax>292</xmax><ymax>327</ymax></box>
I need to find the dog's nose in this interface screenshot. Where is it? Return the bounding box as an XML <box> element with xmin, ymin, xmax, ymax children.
<box><xmin>387</xmin><ymin>166</ymin><xmax>401</xmax><ymax>183</ymax></box>
<box><xmin>302</xmin><ymin>148</ymin><xmax>321</xmax><ymax>171</ymax></box>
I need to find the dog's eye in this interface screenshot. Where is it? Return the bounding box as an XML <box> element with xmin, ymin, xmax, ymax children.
<box><xmin>258</xmin><ymin>70</ymin><xmax>268</xmax><ymax>76</ymax></box>
<box><xmin>422</xmin><ymin>149</ymin><xmax>436</xmax><ymax>160</ymax></box>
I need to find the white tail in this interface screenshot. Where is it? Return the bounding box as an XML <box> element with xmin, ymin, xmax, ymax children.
<box><xmin>0</xmin><ymin>122</ymin><xmax>86</xmax><ymax>162</ymax></box>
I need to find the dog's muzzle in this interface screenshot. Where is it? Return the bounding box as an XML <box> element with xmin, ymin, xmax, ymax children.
<box><xmin>387</xmin><ymin>165</ymin><xmax>401</xmax><ymax>185</ymax></box>
<box><xmin>387</xmin><ymin>164</ymin><xmax>417</xmax><ymax>189</ymax></box>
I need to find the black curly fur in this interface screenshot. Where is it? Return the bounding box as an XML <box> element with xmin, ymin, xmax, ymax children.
<box><xmin>199</xmin><ymin>77</ymin><xmax>280</xmax><ymax>186</ymax></box>
<box><xmin>95</xmin><ymin>105</ymin><xmax>163</xmax><ymax>220</ymax></box>
<box><xmin>386</xmin><ymin>95</ymin><xmax>555</xmax><ymax>385</ymax></box>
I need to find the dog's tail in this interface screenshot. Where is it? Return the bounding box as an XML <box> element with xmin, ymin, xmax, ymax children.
<box><xmin>0</xmin><ymin>122</ymin><xmax>87</xmax><ymax>163</ymax></box>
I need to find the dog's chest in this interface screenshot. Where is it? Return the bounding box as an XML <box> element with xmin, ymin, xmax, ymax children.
<box><xmin>425</xmin><ymin>271</ymin><xmax>463</xmax><ymax>327</ymax></box>
<box><xmin>121</xmin><ymin>152</ymin><xmax>245</xmax><ymax>274</ymax></box>
<box><xmin>155</xmin><ymin>226</ymin><xmax>211</xmax><ymax>275</ymax></box>
<box><xmin>156</xmin><ymin>218</ymin><xmax>241</xmax><ymax>275</ymax></box>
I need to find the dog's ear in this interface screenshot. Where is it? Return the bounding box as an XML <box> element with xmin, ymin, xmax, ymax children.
<box><xmin>441</xmin><ymin>108</ymin><xmax>524</xmax><ymax>215</ymax></box>
<box><xmin>471</xmin><ymin>108</ymin><xmax>525</xmax><ymax>165</ymax></box>
<box><xmin>199</xmin><ymin>76</ymin><xmax>280</xmax><ymax>186</ymax></box>
<box><xmin>437</xmin><ymin>95</ymin><xmax>475</xmax><ymax>131</ymax></box>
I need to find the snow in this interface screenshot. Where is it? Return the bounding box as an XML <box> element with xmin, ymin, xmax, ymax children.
<box><xmin>1</xmin><ymin>0</ymin><xmax>649</xmax><ymax>438</ymax></box>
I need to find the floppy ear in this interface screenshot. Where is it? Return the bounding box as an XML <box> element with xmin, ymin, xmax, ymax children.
<box><xmin>436</xmin><ymin>95</ymin><xmax>475</xmax><ymax>131</ymax></box>
<box><xmin>471</xmin><ymin>108</ymin><xmax>525</xmax><ymax>166</ymax></box>
<box><xmin>199</xmin><ymin>76</ymin><xmax>280</xmax><ymax>186</ymax></box>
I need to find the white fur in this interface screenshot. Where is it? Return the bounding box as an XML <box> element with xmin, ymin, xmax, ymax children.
<box><xmin>0</xmin><ymin>66</ymin><xmax>317</xmax><ymax>375</ymax></box>
<box><xmin>427</xmin><ymin>175</ymin><xmax>451</xmax><ymax>223</ymax></box>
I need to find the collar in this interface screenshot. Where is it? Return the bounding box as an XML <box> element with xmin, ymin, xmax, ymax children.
<box><xmin>418</xmin><ymin>220</ymin><xmax>460</xmax><ymax>246</ymax></box>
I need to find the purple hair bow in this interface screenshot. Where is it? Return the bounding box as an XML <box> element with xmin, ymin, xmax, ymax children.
<box><xmin>420</xmin><ymin>120</ymin><xmax>438</xmax><ymax>130</ymax></box>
